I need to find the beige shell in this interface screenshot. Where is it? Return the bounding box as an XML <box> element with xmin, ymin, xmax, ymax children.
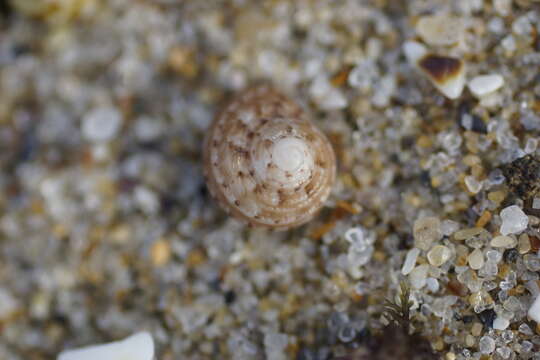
<box><xmin>203</xmin><ymin>85</ymin><xmax>336</xmax><ymax>230</ymax></box>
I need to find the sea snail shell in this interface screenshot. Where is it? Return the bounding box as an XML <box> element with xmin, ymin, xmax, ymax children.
<box><xmin>203</xmin><ymin>85</ymin><xmax>336</xmax><ymax>230</ymax></box>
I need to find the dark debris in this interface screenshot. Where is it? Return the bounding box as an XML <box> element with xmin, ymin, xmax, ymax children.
<box><xmin>333</xmin><ymin>325</ymin><xmax>439</xmax><ymax>360</ymax></box>
<box><xmin>501</xmin><ymin>155</ymin><xmax>540</xmax><ymax>200</ymax></box>
<box><xmin>477</xmin><ymin>309</ymin><xmax>496</xmax><ymax>329</ymax></box>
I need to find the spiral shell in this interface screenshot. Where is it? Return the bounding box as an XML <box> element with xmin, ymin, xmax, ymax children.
<box><xmin>203</xmin><ymin>85</ymin><xmax>336</xmax><ymax>230</ymax></box>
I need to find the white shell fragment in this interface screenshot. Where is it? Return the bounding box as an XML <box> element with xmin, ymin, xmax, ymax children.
<box><xmin>500</xmin><ymin>205</ymin><xmax>528</xmax><ymax>235</ymax></box>
<box><xmin>203</xmin><ymin>85</ymin><xmax>336</xmax><ymax>230</ymax></box>
<box><xmin>57</xmin><ymin>332</ymin><xmax>154</xmax><ymax>360</ymax></box>
<box><xmin>403</xmin><ymin>41</ymin><xmax>428</xmax><ymax>64</ymax></box>
<box><xmin>528</xmin><ymin>294</ymin><xmax>540</xmax><ymax>323</ymax></box>
<box><xmin>401</xmin><ymin>248</ymin><xmax>420</xmax><ymax>275</ymax></box>
<box><xmin>493</xmin><ymin>316</ymin><xmax>510</xmax><ymax>330</ymax></box>
<box><xmin>416</xmin><ymin>15</ymin><xmax>464</xmax><ymax>46</ymax></box>
<box><xmin>468</xmin><ymin>74</ymin><xmax>504</xmax><ymax>98</ymax></box>
<box><xmin>403</xmin><ymin>41</ymin><xmax>466</xmax><ymax>99</ymax></box>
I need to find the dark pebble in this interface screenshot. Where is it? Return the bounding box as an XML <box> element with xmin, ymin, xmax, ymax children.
<box><xmin>503</xmin><ymin>248</ymin><xmax>519</xmax><ymax>263</ymax></box>
<box><xmin>224</xmin><ymin>290</ymin><xmax>236</xmax><ymax>304</ymax></box>
<box><xmin>470</xmin><ymin>115</ymin><xmax>488</xmax><ymax>134</ymax></box>
<box><xmin>477</xmin><ymin>309</ymin><xmax>496</xmax><ymax>328</ymax></box>
<box><xmin>0</xmin><ymin>0</ymin><xmax>11</xmax><ymax>18</ymax></box>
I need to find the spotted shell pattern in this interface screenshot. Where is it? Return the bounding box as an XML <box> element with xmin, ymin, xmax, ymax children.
<box><xmin>203</xmin><ymin>85</ymin><xmax>336</xmax><ymax>230</ymax></box>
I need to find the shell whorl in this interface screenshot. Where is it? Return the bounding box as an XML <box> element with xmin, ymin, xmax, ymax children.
<box><xmin>203</xmin><ymin>85</ymin><xmax>336</xmax><ymax>230</ymax></box>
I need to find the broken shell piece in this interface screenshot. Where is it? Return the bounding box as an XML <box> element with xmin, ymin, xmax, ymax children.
<box><xmin>57</xmin><ymin>332</ymin><xmax>154</xmax><ymax>360</ymax></box>
<box><xmin>468</xmin><ymin>74</ymin><xmax>504</xmax><ymax>98</ymax></box>
<box><xmin>404</xmin><ymin>41</ymin><xmax>466</xmax><ymax>100</ymax></box>
<box><xmin>418</xmin><ymin>55</ymin><xmax>466</xmax><ymax>99</ymax></box>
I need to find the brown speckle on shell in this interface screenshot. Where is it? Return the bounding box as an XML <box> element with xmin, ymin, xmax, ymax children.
<box><xmin>203</xmin><ymin>85</ymin><xmax>336</xmax><ymax>230</ymax></box>
<box><xmin>418</xmin><ymin>54</ymin><xmax>462</xmax><ymax>83</ymax></box>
